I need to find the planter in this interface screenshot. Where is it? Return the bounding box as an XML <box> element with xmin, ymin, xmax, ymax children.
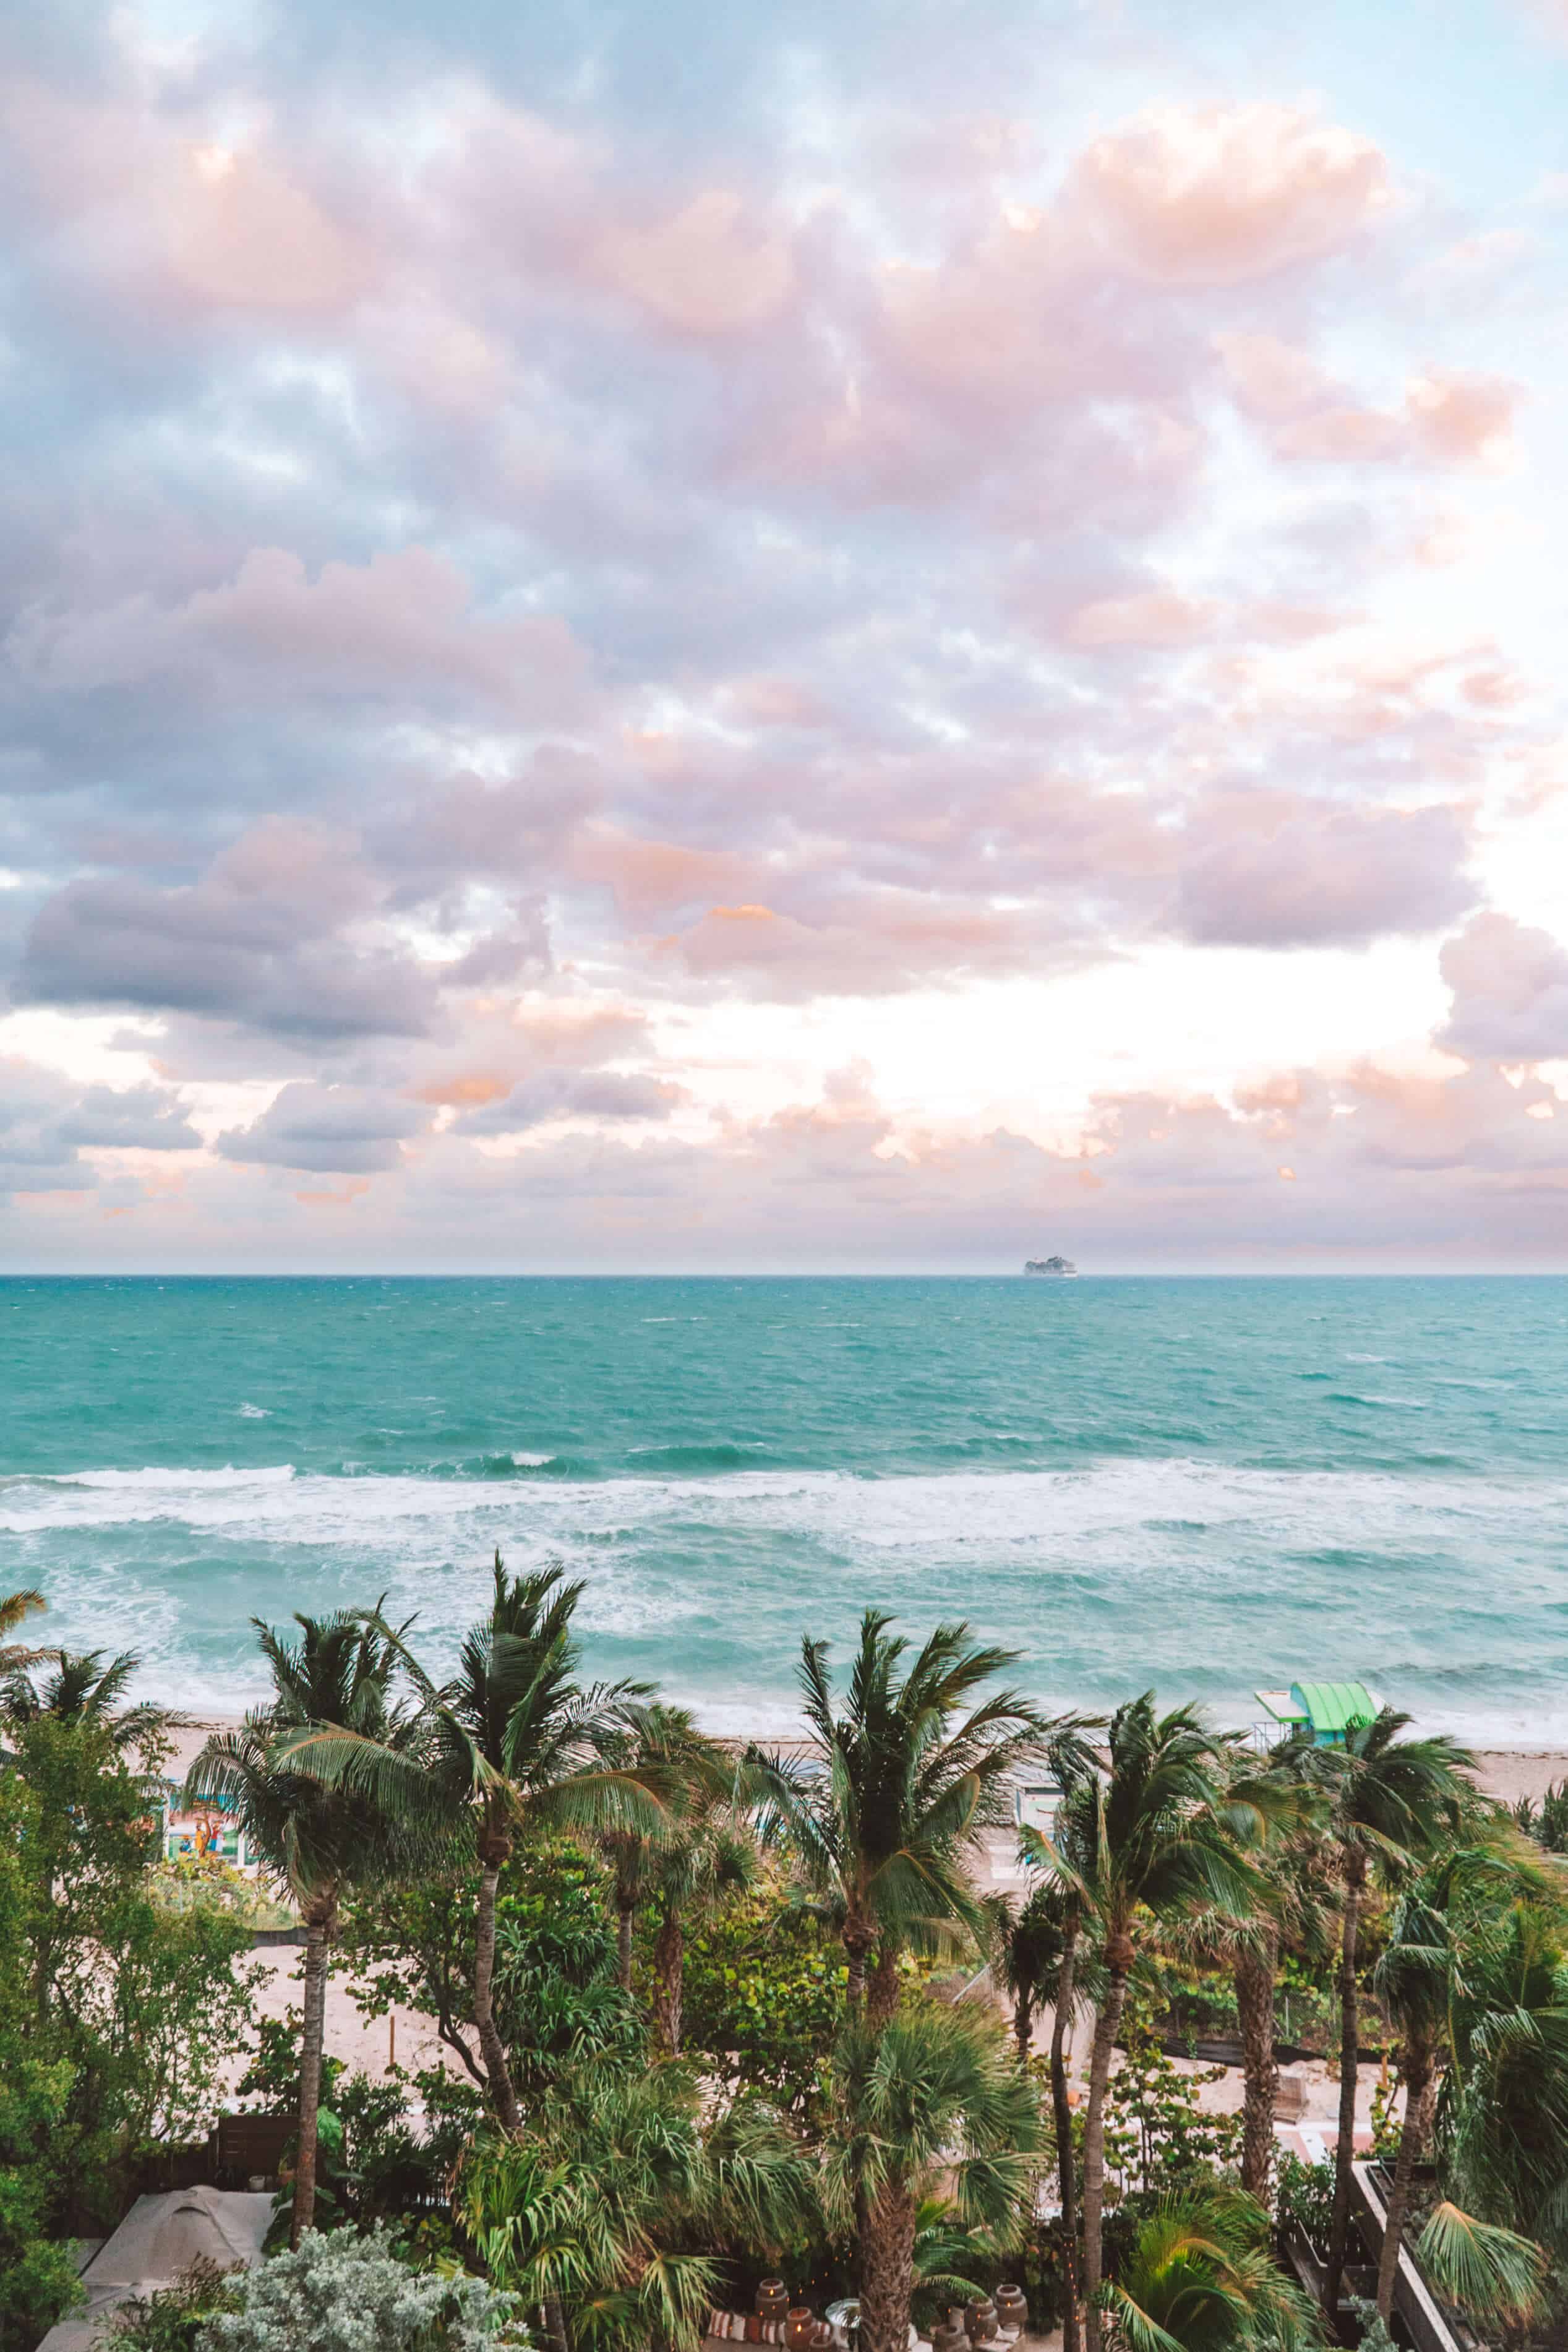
<box><xmin>993</xmin><ymin>2288</ymin><xmax>1027</xmax><ymax>2333</ymax></box>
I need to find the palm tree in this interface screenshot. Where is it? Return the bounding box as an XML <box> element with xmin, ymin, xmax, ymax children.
<box><xmin>750</xmin><ymin>1613</ymin><xmax>1059</xmax><ymax>2028</ymax></box>
<box><xmin>1017</xmin><ymin>1741</ymin><xmax>1106</xmax><ymax>2352</ymax></box>
<box><xmin>1039</xmin><ymin>1697</ymin><xmax>1265</xmax><ymax>2352</ymax></box>
<box><xmin>1437</xmin><ymin>1891</ymin><xmax>1568</xmax><ymax>2272</ymax></box>
<box><xmin>463</xmin><ymin>2059</ymin><xmax>813</xmax><ymax>2352</ymax></box>
<box><xmin>1290</xmin><ymin>1709</ymin><xmax>1474</xmax><ymax>2317</ymax></box>
<box><xmin>184</xmin><ymin>1607</ymin><xmax>416</xmax><ymax>2243</ymax></box>
<box><xmin>989</xmin><ymin>1879</ymin><xmax>1076</xmax><ymax>2067</ymax></box>
<box><xmin>595</xmin><ymin>1700</ymin><xmax>756</xmax><ymax>2048</ymax></box>
<box><xmin>0</xmin><ymin>1586</ymin><xmax>49</xmax><ymax>1673</ymax></box>
<box><xmin>1371</xmin><ymin>1841</ymin><xmax>1530</xmax><ymax>2320</ymax></box>
<box><xmin>597</xmin><ymin>1702</ymin><xmax>704</xmax><ymax>1989</ymax></box>
<box><xmin>1</xmin><ymin>1645</ymin><xmax>189</xmax><ymax>1762</ymax></box>
<box><xmin>1163</xmin><ymin>1740</ymin><xmax>1322</xmax><ymax>2211</ymax></box>
<box><xmin>1413</xmin><ymin>2203</ymin><xmax>1548</xmax><ymax>2337</ymax></box>
<box><xmin>825</xmin><ymin>2004</ymin><xmax>1045</xmax><ymax>2352</ymax></box>
<box><xmin>1097</xmin><ymin>2185</ymin><xmax>1319</xmax><ymax>2352</ymax></box>
<box><xmin>646</xmin><ymin>1780</ymin><xmax>756</xmax><ymax>2058</ymax></box>
<box><xmin>285</xmin><ymin>1554</ymin><xmax>661</xmax><ymax>2132</ymax></box>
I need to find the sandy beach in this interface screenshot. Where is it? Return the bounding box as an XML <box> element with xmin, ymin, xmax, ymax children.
<box><xmin>162</xmin><ymin>1721</ymin><xmax>1568</xmax><ymax>1808</ymax></box>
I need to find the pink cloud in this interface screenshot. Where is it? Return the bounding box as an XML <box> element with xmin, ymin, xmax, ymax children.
<box><xmin>591</xmin><ymin>189</ymin><xmax>795</xmax><ymax>336</ymax></box>
<box><xmin>1172</xmin><ymin>796</ymin><xmax>1476</xmax><ymax>947</ymax></box>
<box><xmin>570</xmin><ymin>827</ymin><xmax>758</xmax><ymax>922</ymax></box>
<box><xmin>658</xmin><ymin>895</ymin><xmax>1065</xmax><ymax>998</ymax></box>
<box><xmin>1069</xmin><ymin>102</ymin><xmax>1392</xmax><ymax>285</ymax></box>
<box><xmin>1439</xmin><ymin>912</ymin><xmax>1568</xmax><ymax>1063</ymax></box>
<box><xmin>1065</xmin><ymin>588</ymin><xmax>1218</xmax><ymax>648</ymax></box>
<box><xmin>0</xmin><ymin>79</ymin><xmax>372</xmax><ymax>319</ymax></box>
<box><xmin>1219</xmin><ymin>335</ymin><xmax>1519</xmax><ymax>470</ymax></box>
<box><xmin>9</xmin><ymin>547</ymin><xmax>588</xmax><ymax>718</ymax></box>
<box><xmin>171</xmin><ymin>147</ymin><xmax>370</xmax><ymax>310</ymax></box>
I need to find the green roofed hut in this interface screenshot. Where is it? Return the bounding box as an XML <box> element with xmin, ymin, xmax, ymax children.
<box><xmin>1252</xmin><ymin>1680</ymin><xmax>1380</xmax><ymax>1749</ymax></box>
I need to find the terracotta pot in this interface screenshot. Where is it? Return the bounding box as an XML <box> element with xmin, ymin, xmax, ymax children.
<box><xmin>966</xmin><ymin>2301</ymin><xmax>998</xmax><ymax>2343</ymax></box>
<box><xmin>758</xmin><ymin>2283</ymin><xmax>790</xmax><ymax>2319</ymax></box>
<box><xmin>787</xmin><ymin>2309</ymin><xmax>816</xmax><ymax>2351</ymax></box>
<box><xmin>993</xmin><ymin>2287</ymin><xmax>1027</xmax><ymax>2332</ymax></box>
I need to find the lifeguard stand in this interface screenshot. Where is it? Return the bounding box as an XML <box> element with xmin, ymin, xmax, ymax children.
<box><xmin>1251</xmin><ymin>1680</ymin><xmax>1379</xmax><ymax>1750</ymax></box>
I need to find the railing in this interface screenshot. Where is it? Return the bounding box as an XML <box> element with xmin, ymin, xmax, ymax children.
<box><xmin>1243</xmin><ymin>1720</ymin><xmax>1294</xmax><ymax>1753</ymax></box>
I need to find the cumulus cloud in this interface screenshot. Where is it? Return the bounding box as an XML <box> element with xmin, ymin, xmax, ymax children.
<box><xmin>1069</xmin><ymin>102</ymin><xmax>1392</xmax><ymax>285</ymax></box>
<box><xmin>216</xmin><ymin>1084</ymin><xmax>429</xmax><ymax>1173</ymax></box>
<box><xmin>14</xmin><ymin>823</ymin><xmax>439</xmax><ymax>1043</ymax></box>
<box><xmin>0</xmin><ymin>1061</ymin><xmax>196</xmax><ymax>1194</ymax></box>
<box><xmin>57</xmin><ymin>1084</ymin><xmax>201</xmax><ymax>1151</ymax></box>
<box><xmin>1439</xmin><ymin>914</ymin><xmax>1568</xmax><ymax>1063</ymax></box>
<box><xmin>9</xmin><ymin>548</ymin><xmax>589</xmax><ymax>719</ymax></box>
<box><xmin>1218</xmin><ymin>335</ymin><xmax>1519</xmax><ymax>470</ymax></box>
<box><xmin>455</xmin><ymin>1067</ymin><xmax>682</xmax><ymax>1133</ymax></box>
<box><xmin>1172</xmin><ymin>799</ymin><xmax>1477</xmax><ymax>948</ymax></box>
<box><xmin>0</xmin><ymin>1</ymin><xmax>1561</xmax><ymax>1263</ymax></box>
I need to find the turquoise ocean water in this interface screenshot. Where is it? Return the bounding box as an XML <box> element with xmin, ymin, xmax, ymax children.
<box><xmin>2</xmin><ymin>1276</ymin><xmax>1565</xmax><ymax>1740</ymax></box>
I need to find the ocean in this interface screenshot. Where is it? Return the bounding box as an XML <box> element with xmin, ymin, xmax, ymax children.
<box><xmin>2</xmin><ymin>1275</ymin><xmax>1565</xmax><ymax>1742</ymax></box>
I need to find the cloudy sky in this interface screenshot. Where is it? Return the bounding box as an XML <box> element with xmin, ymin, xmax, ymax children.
<box><xmin>2</xmin><ymin>0</ymin><xmax>1567</xmax><ymax>1269</ymax></box>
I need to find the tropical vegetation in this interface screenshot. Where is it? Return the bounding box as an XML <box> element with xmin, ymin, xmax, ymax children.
<box><xmin>9</xmin><ymin>1570</ymin><xmax>1568</xmax><ymax>2352</ymax></box>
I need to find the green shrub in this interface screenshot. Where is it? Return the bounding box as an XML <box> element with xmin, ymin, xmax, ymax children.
<box><xmin>201</xmin><ymin>2228</ymin><xmax>526</xmax><ymax>2352</ymax></box>
<box><xmin>1276</xmin><ymin>2154</ymin><xmax>1336</xmax><ymax>2251</ymax></box>
<box><xmin>103</xmin><ymin>2258</ymin><xmax>245</xmax><ymax>2352</ymax></box>
<box><xmin>678</xmin><ymin>1890</ymin><xmax>847</xmax><ymax>2128</ymax></box>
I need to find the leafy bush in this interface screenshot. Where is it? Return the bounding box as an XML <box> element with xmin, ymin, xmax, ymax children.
<box><xmin>103</xmin><ymin>2258</ymin><xmax>244</xmax><ymax>2352</ymax></box>
<box><xmin>1348</xmin><ymin>2297</ymin><xmax>1397</xmax><ymax>2352</ymax></box>
<box><xmin>1512</xmin><ymin>1782</ymin><xmax>1568</xmax><ymax>1857</ymax></box>
<box><xmin>336</xmin><ymin>1838</ymin><xmax>628</xmax><ymax>2101</ymax></box>
<box><xmin>1</xmin><ymin>1714</ymin><xmax>261</xmax><ymax>2264</ymax></box>
<box><xmin>149</xmin><ymin>1858</ymin><xmax>295</xmax><ymax>1931</ymax></box>
<box><xmin>1276</xmin><ymin>2154</ymin><xmax>1336</xmax><ymax>2251</ymax></box>
<box><xmin>1101</xmin><ymin>2003</ymin><xmax>1243</xmax><ymax>2196</ymax></box>
<box><xmin>250</xmin><ymin>2059</ymin><xmax>486</xmax><ymax>2246</ymax></box>
<box><xmin>202</xmin><ymin>2227</ymin><xmax>527</xmax><ymax>2352</ymax></box>
<box><xmin>679</xmin><ymin>1889</ymin><xmax>848</xmax><ymax>2128</ymax></box>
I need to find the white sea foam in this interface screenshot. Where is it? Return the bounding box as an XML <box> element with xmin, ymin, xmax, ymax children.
<box><xmin>237</xmin><ymin>1402</ymin><xmax>270</xmax><ymax>1418</ymax></box>
<box><xmin>12</xmin><ymin>1457</ymin><xmax>1567</xmax><ymax>1742</ymax></box>
<box><xmin>4</xmin><ymin>1454</ymin><xmax>1561</xmax><ymax>1552</ymax></box>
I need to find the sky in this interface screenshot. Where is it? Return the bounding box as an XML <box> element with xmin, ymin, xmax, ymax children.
<box><xmin>2</xmin><ymin>0</ymin><xmax>1568</xmax><ymax>1271</ymax></box>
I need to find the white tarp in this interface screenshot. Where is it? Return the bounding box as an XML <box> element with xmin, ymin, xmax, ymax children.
<box><xmin>38</xmin><ymin>2186</ymin><xmax>273</xmax><ymax>2352</ymax></box>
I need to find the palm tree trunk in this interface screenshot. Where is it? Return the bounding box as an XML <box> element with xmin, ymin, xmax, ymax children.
<box><xmin>1234</xmin><ymin>1927</ymin><xmax>1279</xmax><ymax>2207</ymax></box>
<box><xmin>867</xmin><ymin>1946</ymin><xmax>901</xmax><ymax>2032</ymax></box>
<box><xmin>1081</xmin><ymin>1955</ymin><xmax>1131</xmax><ymax>2352</ymax></box>
<box><xmin>651</xmin><ymin>1903</ymin><xmax>683</xmax><ymax>2054</ymax></box>
<box><xmin>1324</xmin><ymin>1857</ymin><xmax>1366</xmax><ymax>2318</ymax></box>
<box><xmin>616</xmin><ymin>1901</ymin><xmax>634</xmax><ymax>1993</ymax></box>
<box><xmin>844</xmin><ymin>1915</ymin><xmax>875</xmax><ymax>2019</ymax></box>
<box><xmin>291</xmin><ymin>1895</ymin><xmax>334</xmax><ymax>2246</ymax></box>
<box><xmin>1375</xmin><ymin>2040</ymin><xmax>1433</xmax><ymax>2321</ymax></box>
<box><xmin>1050</xmin><ymin>1911</ymin><xmax>1082</xmax><ymax>2352</ymax></box>
<box><xmin>1015</xmin><ymin>1988</ymin><xmax>1033</xmax><ymax>2066</ymax></box>
<box><xmin>474</xmin><ymin>1847</ymin><xmax>521</xmax><ymax>2132</ymax></box>
<box><xmin>858</xmin><ymin>2175</ymin><xmax>918</xmax><ymax>2352</ymax></box>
